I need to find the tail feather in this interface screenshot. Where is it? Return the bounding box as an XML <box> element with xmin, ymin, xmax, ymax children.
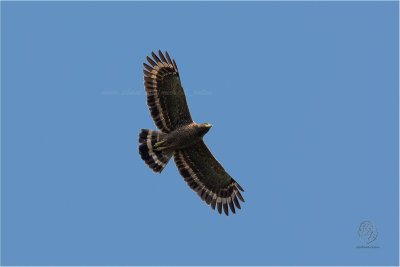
<box><xmin>138</xmin><ymin>129</ymin><xmax>173</xmax><ymax>173</ymax></box>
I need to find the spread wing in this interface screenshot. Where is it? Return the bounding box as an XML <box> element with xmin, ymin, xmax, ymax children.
<box><xmin>143</xmin><ymin>50</ymin><xmax>193</xmax><ymax>133</ymax></box>
<box><xmin>174</xmin><ymin>141</ymin><xmax>245</xmax><ymax>216</ymax></box>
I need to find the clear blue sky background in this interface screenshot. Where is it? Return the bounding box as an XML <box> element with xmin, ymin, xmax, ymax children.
<box><xmin>1</xmin><ymin>1</ymin><xmax>399</xmax><ymax>266</ymax></box>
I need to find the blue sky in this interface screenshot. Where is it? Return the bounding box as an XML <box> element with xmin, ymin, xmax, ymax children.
<box><xmin>1</xmin><ymin>1</ymin><xmax>399</xmax><ymax>266</ymax></box>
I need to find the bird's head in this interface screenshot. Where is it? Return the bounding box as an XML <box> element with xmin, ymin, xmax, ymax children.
<box><xmin>198</xmin><ymin>122</ymin><xmax>212</xmax><ymax>136</ymax></box>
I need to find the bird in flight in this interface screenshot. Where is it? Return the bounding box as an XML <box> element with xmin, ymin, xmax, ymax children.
<box><xmin>138</xmin><ymin>50</ymin><xmax>245</xmax><ymax>216</ymax></box>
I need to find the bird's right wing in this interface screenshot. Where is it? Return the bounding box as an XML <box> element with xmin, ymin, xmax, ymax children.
<box><xmin>143</xmin><ymin>50</ymin><xmax>193</xmax><ymax>133</ymax></box>
<box><xmin>174</xmin><ymin>141</ymin><xmax>245</xmax><ymax>216</ymax></box>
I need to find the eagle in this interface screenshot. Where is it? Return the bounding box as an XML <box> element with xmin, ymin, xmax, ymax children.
<box><xmin>138</xmin><ymin>50</ymin><xmax>245</xmax><ymax>216</ymax></box>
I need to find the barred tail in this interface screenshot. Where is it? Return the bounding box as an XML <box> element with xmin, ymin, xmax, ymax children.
<box><xmin>138</xmin><ymin>129</ymin><xmax>173</xmax><ymax>173</ymax></box>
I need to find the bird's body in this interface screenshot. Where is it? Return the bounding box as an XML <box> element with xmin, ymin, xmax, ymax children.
<box><xmin>138</xmin><ymin>50</ymin><xmax>245</xmax><ymax>216</ymax></box>
<box><xmin>156</xmin><ymin>122</ymin><xmax>211</xmax><ymax>151</ymax></box>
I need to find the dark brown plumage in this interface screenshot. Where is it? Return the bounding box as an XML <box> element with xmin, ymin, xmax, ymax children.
<box><xmin>138</xmin><ymin>50</ymin><xmax>245</xmax><ymax>216</ymax></box>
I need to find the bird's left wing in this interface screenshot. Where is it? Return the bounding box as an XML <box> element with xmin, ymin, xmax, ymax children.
<box><xmin>143</xmin><ymin>50</ymin><xmax>193</xmax><ymax>133</ymax></box>
<box><xmin>174</xmin><ymin>141</ymin><xmax>245</xmax><ymax>216</ymax></box>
